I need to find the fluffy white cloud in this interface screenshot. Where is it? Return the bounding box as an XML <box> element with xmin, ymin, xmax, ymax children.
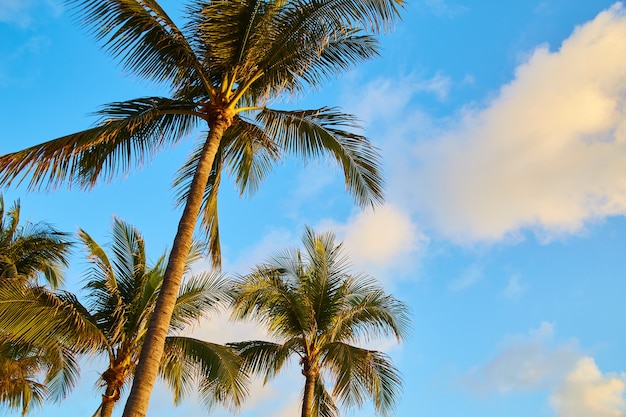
<box><xmin>411</xmin><ymin>3</ymin><xmax>626</xmax><ymax>242</ymax></box>
<box><xmin>347</xmin><ymin>3</ymin><xmax>626</xmax><ymax>244</ymax></box>
<box><xmin>318</xmin><ymin>203</ymin><xmax>427</xmax><ymax>282</ymax></box>
<box><xmin>551</xmin><ymin>357</ymin><xmax>626</xmax><ymax>417</ymax></box>
<box><xmin>462</xmin><ymin>322</ymin><xmax>581</xmax><ymax>394</ymax></box>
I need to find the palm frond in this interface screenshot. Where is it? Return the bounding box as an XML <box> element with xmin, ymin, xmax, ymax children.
<box><xmin>258</xmin><ymin>107</ymin><xmax>384</xmax><ymax>208</ymax></box>
<box><xmin>327</xmin><ymin>275</ymin><xmax>410</xmax><ymax>344</ymax></box>
<box><xmin>169</xmin><ymin>271</ymin><xmax>232</xmax><ymax>332</ymax></box>
<box><xmin>0</xmin><ymin>98</ymin><xmax>199</xmax><ymax>190</ymax></box>
<box><xmin>0</xmin><ymin>282</ymin><xmax>104</xmax><ymax>353</ymax></box>
<box><xmin>322</xmin><ymin>342</ymin><xmax>402</xmax><ymax>417</ymax></box>
<box><xmin>313</xmin><ymin>374</ymin><xmax>340</xmax><ymax>417</ymax></box>
<box><xmin>67</xmin><ymin>0</ymin><xmax>205</xmax><ymax>88</ymax></box>
<box><xmin>164</xmin><ymin>337</ymin><xmax>247</xmax><ymax>411</ymax></box>
<box><xmin>0</xmin><ymin>196</ymin><xmax>72</xmax><ymax>288</ymax></box>
<box><xmin>228</xmin><ymin>338</ymin><xmax>299</xmax><ymax>383</ymax></box>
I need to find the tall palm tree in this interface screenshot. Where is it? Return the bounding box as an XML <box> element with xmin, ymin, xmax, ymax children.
<box><xmin>230</xmin><ymin>227</ymin><xmax>409</xmax><ymax>417</ymax></box>
<box><xmin>0</xmin><ymin>1</ymin><xmax>401</xmax><ymax>414</ymax></box>
<box><xmin>0</xmin><ymin>218</ymin><xmax>246</xmax><ymax>417</ymax></box>
<box><xmin>0</xmin><ymin>195</ymin><xmax>77</xmax><ymax>416</ymax></box>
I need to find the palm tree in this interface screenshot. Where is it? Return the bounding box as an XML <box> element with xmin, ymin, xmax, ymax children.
<box><xmin>0</xmin><ymin>195</ymin><xmax>77</xmax><ymax>416</ymax></box>
<box><xmin>0</xmin><ymin>1</ymin><xmax>401</xmax><ymax>414</ymax></box>
<box><xmin>0</xmin><ymin>218</ymin><xmax>246</xmax><ymax>417</ymax></box>
<box><xmin>0</xmin><ymin>338</ymin><xmax>79</xmax><ymax>416</ymax></box>
<box><xmin>0</xmin><ymin>195</ymin><xmax>72</xmax><ymax>288</ymax></box>
<box><xmin>230</xmin><ymin>227</ymin><xmax>409</xmax><ymax>417</ymax></box>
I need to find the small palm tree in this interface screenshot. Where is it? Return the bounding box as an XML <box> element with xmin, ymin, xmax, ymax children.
<box><xmin>230</xmin><ymin>227</ymin><xmax>409</xmax><ymax>417</ymax></box>
<box><xmin>0</xmin><ymin>195</ymin><xmax>72</xmax><ymax>288</ymax></box>
<box><xmin>0</xmin><ymin>218</ymin><xmax>246</xmax><ymax>417</ymax></box>
<box><xmin>0</xmin><ymin>195</ymin><xmax>76</xmax><ymax>416</ymax></box>
<box><xmin>0</xmin><ymin>338</ymin><xmax>78</xmax><ymax>416</ymax></box>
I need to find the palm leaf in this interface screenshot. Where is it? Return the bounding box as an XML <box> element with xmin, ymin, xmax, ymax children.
<box><xmin>258</xmin><ymin>107</ymin><xmax>384</xmax><ymax>208</ymax></box>
<box><xmin>163</xmin><ymin>337</ymin><xmax>247</xmax><ymax>411</ymax></box>
<box><xmin>322</xmin><ymin>342</ymin><xmax>401</xmax><ymax>416</ymax></box>
<box><xmin>0</xmin><ymin>98</ymin><xmax>199</xmax><ymax>190</ymax></box>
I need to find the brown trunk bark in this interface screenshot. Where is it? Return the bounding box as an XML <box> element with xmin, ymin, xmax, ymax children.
<box><xmin>100</xmin><ymin>384</ymin><xmax>117</xmax><ymax>417</ymax></box>
<box><xmin>121</xmin><ymin>117</ymin><xmax>230</xmax><ymax>417</ymax></box>
<box><xmin>301</xmin><ymin>368</ymin><xmax>316</xmax><ymax>417</ymax></box>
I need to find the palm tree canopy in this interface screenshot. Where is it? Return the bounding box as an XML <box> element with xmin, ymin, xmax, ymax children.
<box><xmin>0</xmin><ymin>0</ymin><xmax>398</xmax><ymax>264</ymax></box>
<box><xmin>230</xmin><ymin>226</ymin><xmax>410</xmax><ymax>417</ymax></box>
<box><xmin>0</xmin><ymin>195</ymin><xmax>72</xmax><ymax>288</ymax></box>
<box><xmin>0</xmin><ymin>218</ymin><xmax>246</xmax><ymax>415</ymax></box>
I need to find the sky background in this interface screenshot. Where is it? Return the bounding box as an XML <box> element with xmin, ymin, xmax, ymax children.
<box><xmin>2</xmin><ymin>1</ymin><xmax>626</xmax><ymax>417</ymax></box>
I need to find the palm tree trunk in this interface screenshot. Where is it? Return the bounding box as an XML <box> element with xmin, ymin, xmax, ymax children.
<box><xmin>301</xmin><ymin>371</ymin><xmax>316</xmax><ymax>417</ymax></box>
<box><xmin>121</xmin><ymin>116</ymin><xmax>231</xmax><ymax>417</ymax></box>
<box><xmin>100</xmin><ymin>385</ymin><xmax>117</xmax><ymax>417</ymax></box>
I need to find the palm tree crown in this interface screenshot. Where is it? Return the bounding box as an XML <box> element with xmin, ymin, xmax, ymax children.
<box><xmin>0</xmin><ymin>195</ymin><xmax>72</xmax><ymax>288</ymax></box>
<box><xmin>230</xmin><ymin>227</ymin><xmax>410</xmax><ymax>417</ymax></box>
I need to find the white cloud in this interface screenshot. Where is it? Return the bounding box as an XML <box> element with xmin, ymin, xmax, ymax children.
<box><xmin>318</xmin><ymin>203</ymin><xmax>428</xmax><ymax>282</ymax></box>
<box><xmin>409</xmin><ymin>3</ymin><xmax>626</xmax><ymax>242</ymax></box>
<box><xmin>462</xmin><ymin>322</ymin><xmax>581</xmax><ymax>395</ymax></box>
<box><xmin>551</xmin><ymin>357</ymin><xmax>626</xmax><ymax>417</ymax></box>
<box><xmin>346</xmin><ymin>3</ymin><xmax>626</xmax><ymax>245</ymax></box>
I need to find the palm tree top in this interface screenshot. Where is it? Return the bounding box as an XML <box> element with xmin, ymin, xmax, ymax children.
<box><xmin>231</xmin><ymin>226</ymin><xmax>410</xmax><ymax>417</ymax></box>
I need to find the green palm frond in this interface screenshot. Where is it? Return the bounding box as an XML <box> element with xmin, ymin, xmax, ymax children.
<box><xmin>327</xmin><ymin>275</ymin><xmax>410</xmax><ymax>344</ymax></box>
<box><xmin>0</xmin><ymin>98</ymin><xmax>199</xmax><ymax>190</ymax></box>
<box><xmin>67</xmin><ymin>0</ymin><xmax>204</xmax><ymax>88</ymax></box>
<box><xmin>313</xmin><ymin>374</ymin><xmax>340</xmax><ymax>417</ymax></box>
<box><xmin>228</xmin><ymin>338</ymin><xmax>299</xmax><ymax>383</ymax></box>
<box><xmin>0</xmin><ymin>196</ymin><xmax>72</xmax><ymax>288</ymax></box>
<box><xmin>323</xmin><ymin>342</ymin><xmax>401</xmax><ymax>417</ymax></box>
<box><xmin>163</xmin><ymin>337</ymin><xmax>247</xmax><ymax>411</ymax></box>
<box><xmin>169</xmin><ymin>271</ymin><xmax>231</xmax><ymax>332</ymax></box>
<box><xmin>231</xmin><ymin>267</ymin><xmax>310</xmax><ymax>338</ymax></box>
<box><xmin>258</xmin><ymin>107</ymin><xmax>384</xmax><ymax>208</ymax></box>
<box><xmin>0</xmin><ymin>282</ymin><xmax>104</xmax><ymax>353</ymax></box>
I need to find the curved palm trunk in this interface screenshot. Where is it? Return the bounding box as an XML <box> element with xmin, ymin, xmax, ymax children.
<box><xmin>122</xmin><ymin>115</ymin><xmax>231</xmax><ymax>417</ymax></box>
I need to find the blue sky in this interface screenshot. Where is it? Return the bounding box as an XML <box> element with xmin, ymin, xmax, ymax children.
<box><xmin>2</xmin><ymin>1</ymin><xmax>626</xmax><ymax>417</ymax></box>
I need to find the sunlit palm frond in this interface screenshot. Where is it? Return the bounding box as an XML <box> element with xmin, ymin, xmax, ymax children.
<box><xmin>67</xmin><ymin>0</ymin><xmax>203</xmax><ymax>87</ymax></box>
<box><xmin>231</xmin><ymin>268</ymin><xmax>310</xmax><ymax>338</ymax></box>
<box><xmin>0</xmin><ymin>98</ymin><xmax>199</xmax><ymax>191</ymax></box>
<box><xmin>0</xmin><ymin>283</ymin><xmax>103</xmax><ymax>354</ymax></box>
<box><xmin>0</xmin><ymin>196</ymin><xmax>72</xmax><ymax>288</ymax></box>
<box><xmin>223</xmin><ymin>117</ymin><xmax>281</xmax><ymax>197</ymax></box>
<box><xmin>313</xmin><ymin>374</ymin><xmax>340</xmax><ymax>417</ymax></box>
<box><xmin>258</xmin><ymin>107</ymin><xmax>384</xmax><ymax>208</ymax></box>
<box><xmin>323</xmin><ymin>342</ymin><xmax>401</xmax><ymax>417</ymax></box>
<box><xmin>169</xmin><ymin>271</ymin><xmax>231</xmax><ymax>332</ymax></box>
<box><xmin>327</xmin><ymin>275</ymin><xmax>410</xmax><ymax>344</ymax></box>
<box><xmin>228</xmin><ymin>338</ymin><xmax>299</xmax><ymax>383</ymax></box>
<box><xmin>164</xmin><ymin>337</ymin><xmax>247</xmax><ymax>411</ymax></box>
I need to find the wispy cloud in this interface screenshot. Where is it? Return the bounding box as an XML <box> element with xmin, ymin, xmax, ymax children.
<box><xmin>0</xmin><ymin>0</ymin><xmax>63</xmax><ymax>28</ymax></box>
<box><xmin>448</xmin><ymin>264</ymin><xmax>482</xmax><ymax>292</ymax></box>
<box><xmin>419</xmin><ymin>0</ymin><xmax>469</xmax><ymax>18</ymax></box>
<box><xmin>462</xmin><ymin>322</ymin><xmax>580</xmax><ymax>394</ymax></box>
